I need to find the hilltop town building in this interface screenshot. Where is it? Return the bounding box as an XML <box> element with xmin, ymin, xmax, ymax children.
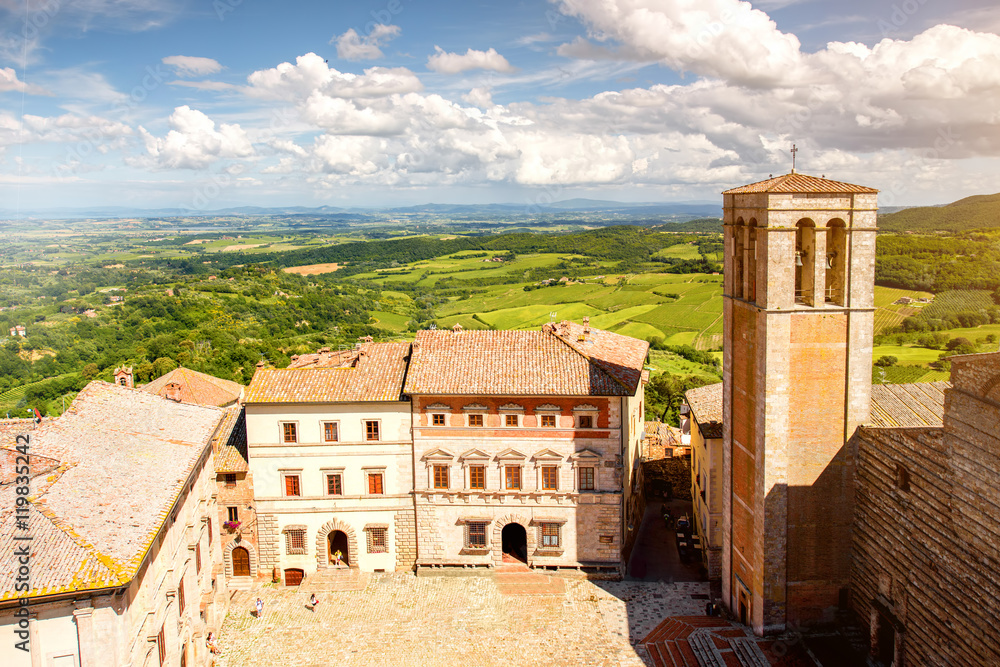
<box><xmin>0</xmin><ymin>382</ymin><xmax>235</xmax><ymax>667</ymax></box>
<box><xmin>403</xmin><ymin>321</ymin><xmax>648</xmax><ymax>573</ymax></box>
<box><xmin>244</xmin><ymin>342</ymin><xmax>415</xmax><ymax>582</ymax></box>
<box><xmin>683</xmin><ymin>382</ymin><xmax>724</xmax><ymax>580</ymax></box>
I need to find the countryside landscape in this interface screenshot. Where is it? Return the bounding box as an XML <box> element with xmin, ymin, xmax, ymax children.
<box><xmin>3</xmin><ymin>192</ymin><xmax>1000</xmax><ymax>422</ymax></box>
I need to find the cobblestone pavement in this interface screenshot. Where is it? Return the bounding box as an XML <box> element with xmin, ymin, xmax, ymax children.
<box><xmin>215</xmin><ymin>573</ymin><xmax>709</xmax><ymax>667</ymax></box>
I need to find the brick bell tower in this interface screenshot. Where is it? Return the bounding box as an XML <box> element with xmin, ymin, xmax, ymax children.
<box><xmin>720</xmin><ymin>172</ymin><xmax>878</xmax><ymax>635</ymax></box>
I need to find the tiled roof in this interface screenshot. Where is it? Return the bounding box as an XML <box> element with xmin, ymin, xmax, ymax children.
<box><xmin>723</xmin><ymin>172</ymin><xmax>878</xmax><ymax>195</ymax></box>
<box><xmin>0</xmin><ymin>381</ymin><xmax>224</xmax><ymax>600</ymax></box>
<box><xmin>245</xmin><ymin>342</ymin><xmax>410</xmax><ymax>403</ymax></box>
<box><xmin>403</xmin><ymin>322</ymin><xmax>648</xmax><ymax>396</ymax></box>
<box><xmin>644</xmin><ymin>421</ymin><xmax>682</xmax><ymax>447</ymax></box>
<box><xmin>288</xmin><ymin>348</ymin><xmax>360</xmax><ymax>368</ymax></box>
<box><xmin>213</xmin><ymin>406</ymin><xmax>248</xmax><ymax>473</ymax></box>
<box><xmin>141</xmin><ymin>367</ymin><xmax>244</xmax><ymax>406</ymax></box>
<box><xmin>869</xmin><ymin>382</ymin><xmax>949</xmax><ymax>428</ymax></box>
<box><xmin>685</xmin><ymin>383</ymin><xmax>723</xmax><ymax>439</ymax></box>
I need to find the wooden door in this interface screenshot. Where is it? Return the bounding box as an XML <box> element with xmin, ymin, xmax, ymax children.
<box><xmin>232</xmin><ymin>547</ymin><xmax>250</xmax><ymax>576</ymax></box>
<box><xmin>284</xmin><ymin>568</ymin><xmax>304</xmax><ymax>587</ymax></box>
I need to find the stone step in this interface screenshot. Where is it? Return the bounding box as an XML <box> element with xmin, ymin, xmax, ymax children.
<box><xmin>227</xmin><ymin>576</ymin><xmax>254</xmax><ymax>591</ymax></box>
<box><xmin>687</xmin><ymin>631</ymin><xmax>726</xmax><ymax>666</ymax></box>
<box><xmin>728</xmin><ymin>637</ymin><xmax>770</xmax><ymax>667</ymax></box>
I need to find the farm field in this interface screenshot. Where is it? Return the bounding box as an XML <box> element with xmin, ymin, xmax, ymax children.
<box><xmin>872</xmin><ymin>285</ymin><xmax>934</xmax><ymax>333</ymax></box>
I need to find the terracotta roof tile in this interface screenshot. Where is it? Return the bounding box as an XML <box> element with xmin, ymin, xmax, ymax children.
<box><xmin>869</xmin><ymin>381</ymin><xmax>948</xmax><ymax>428</ymax></box>
<box><xmin>0</xmin><ymin>381</ymin><xmax>224</xmax><ymax>600</ymax></box>
<box><xmin>685</xmin><ymin>383</ymin><xmax>723</xmax><ymax>438</ymax></box>
<box><xmin>723</xmin><ymin>172</ymin><xmax>878</xmax><ymax>195</ymax></box>
<box><xmin>245</xmin><ymin>342</ymin><xmax>410</xmax><ymax>403</ymax></box>
<box><xmin>141</xmin><ymin>367</ymin><xmax>244</xmax><ymax>406</ymax></box>
<box><xmin>403</xmin><ymin>323</ymin><xmax>648</xmax><ymax>397</ymax></box>
<box><xmin>213</xmin><ymin>406</ymin><xmax>248</xmax><ymax>473</ymax></box>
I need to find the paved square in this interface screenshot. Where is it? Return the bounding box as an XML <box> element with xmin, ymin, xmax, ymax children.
<box><xmin>215</xmin><ymin>573</ymin><xmax>710</xmax><ymax>667</ymax></box>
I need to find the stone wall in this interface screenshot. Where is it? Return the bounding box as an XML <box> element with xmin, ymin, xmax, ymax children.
<box><xmin>256</xmin><ymin>513</ymin><xmax>280</xmax><ymax>574</ymax></box>
<box><xmin>852</xmin><ymin>356</ymin><xmax>1000</xmax><ymax>666</ymax></box>
<box><xmin>394</xmin><ymin>509</ymin><xmax>417</xmax><ymax>572</ymax></box>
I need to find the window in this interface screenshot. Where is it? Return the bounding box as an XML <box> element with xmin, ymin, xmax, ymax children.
<box><xmin>468</xmin><ymin>465</ymin><xmax>485</xmax><ymax>490</ymax></box>
<box><xmin>323</xmin><ymin>422</ymin><xmax>339</xmax><ymax>442</ymax></box>
<box><xmin>577</xmin><ymin>415</ymin><xmax>593</xmax><ymax>429</ymax></box>
<box><xmin>895</xmin><ymin>464</ymin><xmax>910</xmax><ymax>492</ymax></box>
<box><xmin>178</xmin><ymin>576</ymin><xmax>185</xmax><ymax>613</ymax></box>
<box><xmin>285</xmin><ymin>529</ymin><xmax>306</xmax><ymax>554</ymax></box>
<box><xmin>365</xmin><ymin>420</ymin><xmax>380</xmax><ymax>441</ymax></box>
<box><xmin>541</xmin><ymin>414</ymin><xmax>556</xmax><ymax>428</ymax></box>
<box><xmin>579</xmin><ymin>466</ymin><xmax>595</xmax><ymax>491</ymax></box>
<box><xmin>158</xmin><ymin>626</ymin><xmax>166</xmax><ymax>665</ymax></box>
<box><xmin>505</xmin><ymin>414</ymin><xmax>519</xmax><ymax>427</ymax></box>
<box><xmin>432</xmin><ymin>413</ymin><xmax>446</xmax><ymax>426</ymax></box>
<box><xmin>195</xmin><ymin>543</ymin><xmax>202</xmax><ymax>573</ymax></box>
<box><xmin>467</xmin><ymin>521</ymin><xmax>487</xmax><ymax>548</ymax></box>
<box><xmin>540</xmin><ymin>523</ymin><xmax>560</xmax><ymax>548</ymax></box>
<box><xmin>207</xmin><ymin>516</ymin><xmax>212</xmax><ymax>544</ymax></box>
<box><xmin>326</xmin><ymin>473</ymin><xmax>343</xmax><ymax>496</ymax></box>
<box><xmin>227</xmin><ymin>506</ymin><xmax>239</xmax><ymax>523</ymax></box>
<box><xmin>284</xmin><ymin>474</ymin><xmax>301</xmax><ymax>497</ymax></box>
<box><xmin>468</xmin><ymin>414</ymin><xmax>484</xmax><ymax>427</ymax></box>
<box><xmin>224</xmin><ymin>473</ymin><xmax>236</xmax><ymax>487</ymax></box>
<box><xmin>368</xmin><ymin>472</ymin><xmax>384</xmax><ymax>495</ymax></box>
<box><xmin>282</xmin><ymin>422</ymin><xmax>297</xmax><ymax>443</ymax></box>
<box><xmin>367</xmin><ymin>526</ymin><xmax>388</xmax><ymax>553</ymax></box>
<box><xmin>433</xmin><ymin>465</ymin><xmax>449</xmax><ymax>489</ymax></box>
<box><xmin>505</xmin><ymin>465</ymin><xmax>521</xmax><ymax>490</ymax></box>
<box><xmin>541</xmin><ymin>466</ymin><xmax>558</xmax><ymax>491</ymax></box>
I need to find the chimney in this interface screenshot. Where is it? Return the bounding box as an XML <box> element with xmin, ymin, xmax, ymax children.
<box><xmin>291</xmin><ymin>354</ymin><xmax>299</xmax><ymax>362</ymax></box>
<box><xmin>541</xmin><ymin>323</ymin><xmax>554</xmax><ymax>334</ymax></box>
<box><xmin>319</xmin><ymin>347</ymin><xmax>331</xmax><ymax>354</ymax></box>
<box><xmin>363</xmin><ymin>335</ymin><xmax>374</xmax><ymax>343</ymax></box>
<box><xmin>164</xmin><ymin>382</ymin><xmax>183</xmax><ymax>402</ymax></box>
<box><xmin>256</xmin><ymin>360</ymin><xmax>265</xmax><ymax>369</ymax></box>
<box><xmin>113</xmin><ymin>366</ymin><xmax>134</xmax><ymax>389</ymax></box>
<box><xmin>582</xmin><ymin>316</ymin><xmax>590</xmax><ymax>334</ymax></box>
<box><xmin>452</xmin><ymin>323</ymin><xmax>463</xmax><ymax>333</ymax></box>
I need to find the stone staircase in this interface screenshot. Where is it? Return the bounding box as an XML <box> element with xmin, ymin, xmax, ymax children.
<box><xmin>299</xmin><ymin>566</ymin><xmax>369</xmax><ymax>592</ymax></box>
<box><xmin>493</xmin><ymin>562</ymin><xmax>566</xmax><ymax>596</ymax></box>
<box><xmin>227</xmin><ymin>576</ymin><xmax>254</xmax><ymax>591</ymax></box>
<box><xmin>641</xmin><ymin>616</ymin><xmax>777</xmax><ymax>667</ymax></box>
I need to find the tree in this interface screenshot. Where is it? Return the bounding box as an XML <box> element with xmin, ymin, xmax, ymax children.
<box><xmin>81</xmin><ymin>363</ymin><xmax>100</xmax><ymax>381</ymax></box>
<box><xmin>874</xmin><ymin>356</ymin><xmax>898</xmax><ymax>367</ymax></box>
<box><xmin>152</xmin><ymin>357</ymin><xmax>178</xmax><ymax>378</ymax></box>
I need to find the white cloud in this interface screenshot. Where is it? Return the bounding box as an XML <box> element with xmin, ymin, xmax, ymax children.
<box><xmin>0</xmin><ymin>67</ymin><xmax>50</xmax><ymax>95</ymax></box>
<box><xmin>162</xmin><ymin>56</ymin><xmax>224</xmax><ymax>77</ymax></box>
<box><xmin>168</xmin><ymin>80</ymin><xmax>240</xmax><ymax>92</ymax></box>
<box><xmin>246</xmin><ymin>53</ymin><xmax>422</xmax><ymax>101</ymax></box>
<box><xmin>463</xmin><ymin>87</ymin><xmax>494</xmax><ymax>108</ymax></box>
<box><xmin>140</xmin><ymin>105</ymin><xmax>253</xmax><ymax>169</ymax></box>
<box><xmin>334</xmin><ymin>24</ymin><xmax>401</xmax><ymax>61</ymax></box>
<box><xmin>427</xmin><ymin>47</ymin><xmax>515</xmax><ymax>74</ymax></box>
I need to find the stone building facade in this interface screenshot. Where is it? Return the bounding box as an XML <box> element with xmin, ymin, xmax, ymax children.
<box><xmin>0</xmin><ymin>382</ymin><xmax>231</xmax><ymax>667</ymax></box>
<box><xmin>721</xmin><ymin>172</ymin><xmax>878</xmax><ymax>634</ymax></box>
<box><xmin>684</xmin><ymin>382</ymin><xmax>723</xmax><ymax>580</ymax></box>
<box><xmin>404</xmin><ymin>322</ymin><xmax>648</xmax><ymax>574</ymax></box>
<box><xmin>244</xmin><ymin>342</ymin><xmax>416</xmax><ymax>582</ymax></box>
<box><xmin>853</xmin><ymin>365</ymin><xmax>1000</xmax><ymax>666</ymax></box>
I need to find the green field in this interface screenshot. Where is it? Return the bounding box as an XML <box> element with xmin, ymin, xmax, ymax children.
<box><xmin>872</xmin><ymin>285</ymin><xmax>934</xmax><ymax>333</ymax></box>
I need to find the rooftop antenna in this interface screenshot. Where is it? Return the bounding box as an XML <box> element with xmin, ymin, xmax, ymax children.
<box><xmin>549</xmin><ymin>311</ymin><xmax>557</xmax><ymax>323</ymax></box>
<box><xmin>790</xmin><ymin>144</ymin><xmax>798</xmax><ymax>174</ymax></box>
<box><xmin>429</xmin><ymin>323</ymin><xmax>437</xmax><ymax>330</ymax></box>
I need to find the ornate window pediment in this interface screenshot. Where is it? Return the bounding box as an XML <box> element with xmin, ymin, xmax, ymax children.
<box><xmin>532</xmin><ymin>448</ymin><xmax>564</xmax><ymax>462</ymax></box>
<box><xmin>462</xmin><ymin>403</ymin><xmax>488</xmax><ymax>411</ymax></box>
<box><xmin>496</xmin><ymin>447</ymin><xmax>526</xmax><ymax>460</ymax></box>
<box><xmin>499</xmin><ymin>403</ymin><xmax>525</xmax><ymax>412</ymax></box>
<box><xmin>573</xmin><ymin>404</ymin><xmax>599</xmax><ymax>412</ymax></box>
<box><xmin>569</xmin><ymin>448</ymin><xmax>602</xmax><ymax>462</ymax></box>
<box><xmin>534</xmin><ymin>403</ymin><xmax>561</xmax><ymax>412</ymax></box>
<box><xmin>422</xmin><ymin>447</ymin><xmax>455</xmax><ymax>461</ymax></box>
<box><xmin>425</xmin><ymin>402</ymin><xmax>452</xmax><ymax>411</ymax></box>
<box><xmin>459</xmin><ymin>448</ymin><xmax>491</xmax><ymax>461</ymax></box>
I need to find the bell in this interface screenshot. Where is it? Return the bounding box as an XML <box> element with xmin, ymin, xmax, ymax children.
<box><xmin>795</xmin><ymin>251</ymin><xmax>803</xmax><ymax>267</ymax></box>
<box><xmin>825</xmin><ymin>254</ymin><xmax>835</xmax><ymax>270</ymax></box>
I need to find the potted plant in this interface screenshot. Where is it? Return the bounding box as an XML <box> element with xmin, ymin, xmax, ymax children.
<box><xmin>223</xmin><ymin>520</ymin><xmax>241</xmax><ymax>533</ymax></box>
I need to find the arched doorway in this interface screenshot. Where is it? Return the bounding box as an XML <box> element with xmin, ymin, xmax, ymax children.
<box><xmin>329</xmin><ymin>530</ymin><xmax>350</xmax><ymax>566</ymax></box>
<box><xmin>232</xmin><ymin>546</ymin><xmax>250</xmax><ymax>576</ymax></box>
<box><xmin>501</xmin><ymin>523</ymin><xmax>527</xmax><ymax>563</ymax></box>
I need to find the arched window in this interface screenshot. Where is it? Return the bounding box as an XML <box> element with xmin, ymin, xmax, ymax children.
<box><xmin>825</xmin><ymin>219</ymin><xmax>847</xmax><ymax>305</ymax></box>
<box><xmin>747</xmin><ymin>219</ymin><xmax>758</xmax><ymax>303</ymax></box>
<box><xmin>732</xmin><ymin>219</ymin><xmax>745</xmax><ymax>299</ymax></box>
<box><xmin>795</xmin><ymin>219</ymin><xmax>816</xmax><ymax>305</ymax></box>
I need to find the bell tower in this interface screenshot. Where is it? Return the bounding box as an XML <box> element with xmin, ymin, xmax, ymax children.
<box><xmin>721</xmin><ymin>173</ymin><xmax>878</xmax><ymax>634</ymax></box>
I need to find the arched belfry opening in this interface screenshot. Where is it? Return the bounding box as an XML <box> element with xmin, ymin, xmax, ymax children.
<box><xmin>733</xmin><ymin>219</ymin><xmax>745</xmax><ymax>299</ymax></box>
<box><xmin>825</xmin><ymin>219</ymin><xmax>847</xmax><ymax>305</ymax></box>
<box><xmin>794</xmin><ymin>219</ymin><xmax>816</xmax><ymax>305</ymax></box>
<box><xmin>746</xmin><ymin>219</ymin><xmax>758</xmax><ymax>303</ymax></box>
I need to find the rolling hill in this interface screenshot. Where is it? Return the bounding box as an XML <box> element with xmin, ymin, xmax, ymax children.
<box><xmin>878</xmin><ymin>193</ymin><xmax>1000</xmax><ymax>232</ymax></box>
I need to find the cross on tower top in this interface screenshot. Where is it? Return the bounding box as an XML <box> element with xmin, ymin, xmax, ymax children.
<box><xmin>790</xmin><ymin>144</ymin><xmax>798</xmax><ymax>173</ymax></box>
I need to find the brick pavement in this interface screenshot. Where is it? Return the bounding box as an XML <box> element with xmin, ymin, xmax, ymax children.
<box><xmin>215</xmin><ymin>573</ymin><xmax>710</xmax><ymax>667</ymax></box>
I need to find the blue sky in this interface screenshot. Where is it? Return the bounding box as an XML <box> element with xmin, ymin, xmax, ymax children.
<box><xmin>1</xmin><ymin>0</ymin><xmax>998</xmax><ymax>211</ymax></box>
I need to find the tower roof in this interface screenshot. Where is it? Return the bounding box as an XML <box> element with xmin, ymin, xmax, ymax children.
<box><xmin>723</xmin><ymin>172</ymin><xmax>878</xmax><ymax>195</ymax></box>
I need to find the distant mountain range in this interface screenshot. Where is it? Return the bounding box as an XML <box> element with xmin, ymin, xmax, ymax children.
<box><xmin>878</xmin><ymin>193</ymin><xmax>1000</xmax><ymax>232</ymax></box>
<box><xmin>0</xmin><ymin>199</ymin><xmax>724</xmax><ymax>221</ymax></box>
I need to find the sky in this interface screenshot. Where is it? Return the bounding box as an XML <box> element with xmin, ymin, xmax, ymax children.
<box><xmin>0</xmin><ymin>0</ymin><xmax>998</xmax><ymax>211</ymax></box>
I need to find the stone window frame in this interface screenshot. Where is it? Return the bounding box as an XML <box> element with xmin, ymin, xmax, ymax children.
<box><xmin>573</xmin><ymin>404</ymin><xmax>599</xmax><ymax>429</ymax></box>
<box><xmin>422</xmin><ymin>448</ymin><xmax>455</xmax><ymax>491</ymax></box>
<box><xmin>283</xmin><ymin>525</ymin><xmax>308</xmax><ymax>555</ymax></box>
<box><xmin>433</xmin><ymin>464</ymin><xmax>450</xmax><ymax>489</ymax></box>
<box><xmin>227</xmin><ymin>506</ymin><xmax>239</xmax><ymax>523</ymax></box>
<box><xmin>431</xmin><ymin>413</ymin><xmax>447</xmax><ymax>426</ymax></box>
<box><xmin>500</xmin><ymin>403</ymin><xmax>524</xmax><ymax>428</ymax></box>
<box><xmin>363</xmin><ymin>419</ymin><xmax>381</xmax><ymax>442</ymax></box>
<box><xmin>496</xmin><ymin>448</ymin><xmax>527</xmax><ymax>492</ymax></box>
<box><xmin>321</xmin><ymin>420</ymin><xmax>340</xmax><ymax>443</ymax></box>
<box><xmin>280</xmin><ymin>469</ymin><xmax>304</xmax><ymax>497</ymax></box>
<box><xmin>463</xmin><ymin>402</ymin><xmax>488</xmax><ymax>428</ymax></box>
<box><xmin>535</xmin><ymin>403</ymin><xmax>561</xmax><ymax>428</ymax></box>
<box><xmin>459</xmin><ymin>449</ymin><xmax>490</xmax><ymax>491</ymax></box>
<box><xmin>321</xmin><ymin>467</ymin><xmax>345</xmax><ymax>496</ymax></box>
<box><xmin>570</xmin><ymin>449</ymin><xmax>602</xmax><ymax>492</ymax></box>
<box><xmin>459</xmin><ymin>517</ymin><xmax>492</xmax><ymax>552</ymax></box>
<box><xmin>531</xmin><ymin>517</ymin><xmax>568</xmax><ymax>553</ymax></box>
<box><xmin>426</xmin><ymin>403</ymin><xmax>451</xmax><ymax>428</ymax></box>
<box><xmin>280</xmin><ymin>421</ymin><xmax>299</xmax><ymax>444</ymax></box>
<box><xmin>365</xmin><ymin>524</ymin><xmax>389</xmax><ymax>554</ymax></box>
<box><xmin>532</xmin><ymin>449</ymin><xmax>564</xmax><ymax>492</ymax></box>
<box><xmin>363</xmin><ymin>466</ymin><xmax>387</xmax><ymax>496</ymax></box>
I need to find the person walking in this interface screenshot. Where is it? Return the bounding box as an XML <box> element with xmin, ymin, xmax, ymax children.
<box><xmin>333</xmin><ymin>549</ymin><xmax>343</xmax><ymax>567</ymax></box>
<box><xmin>255</xmin><ymin>597</ymin><xmax>264</xmax><ymax>618</ymax></box>
<box><xmin>309</xmin><ymin>593</ymin><xmax>319</xmax><ymax>612</ymax></box>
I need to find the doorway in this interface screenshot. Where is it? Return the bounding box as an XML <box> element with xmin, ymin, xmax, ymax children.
<box><xmin>329</xmin><ymin>530</ymin><xmax>350</xmax><ymax>566</ymax></box>
<box><xmin>738</xmin><ymin>591</ymin><xmax>749</xmax><ymax>626</ymax></box>
<box><xmin>876</xmin><ymin>613</ymin><xmax>896</xmax><ymax>666</ymax></box>
<box><xmin>284</xmin><ymin>568</ymin><xmax>304</xmax><ymax>586</ymax></box>
<box><xmin>232</xmin><ymin>546</ymin><xmax>250</xmax><ymax>576</ymax></box>
<box><xmin>501</xmin><ymin>523</ymin><xmax>527</xmax><ymax>563</ymax></box>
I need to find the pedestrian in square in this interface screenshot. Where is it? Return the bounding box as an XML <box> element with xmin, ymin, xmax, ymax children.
<box><xmin>255</xmin><ymin>597</ymin><xmax>263</xmax><ymax>618</ymax></box>
<box><xmin>309</xmin><ymin>593</ymin><xmax>319</xmax><ymax>611</ymax></box>
<box><xmin>333</xmin><ymin>549</ymin><xmax>343</xmax><ymax>567</ymax></box>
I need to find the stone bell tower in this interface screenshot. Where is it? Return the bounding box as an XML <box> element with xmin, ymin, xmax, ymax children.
<box><xmin>720</xmin><ymin>172</ymin><xmax>878</xmax><ymax>635</ymax></box>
